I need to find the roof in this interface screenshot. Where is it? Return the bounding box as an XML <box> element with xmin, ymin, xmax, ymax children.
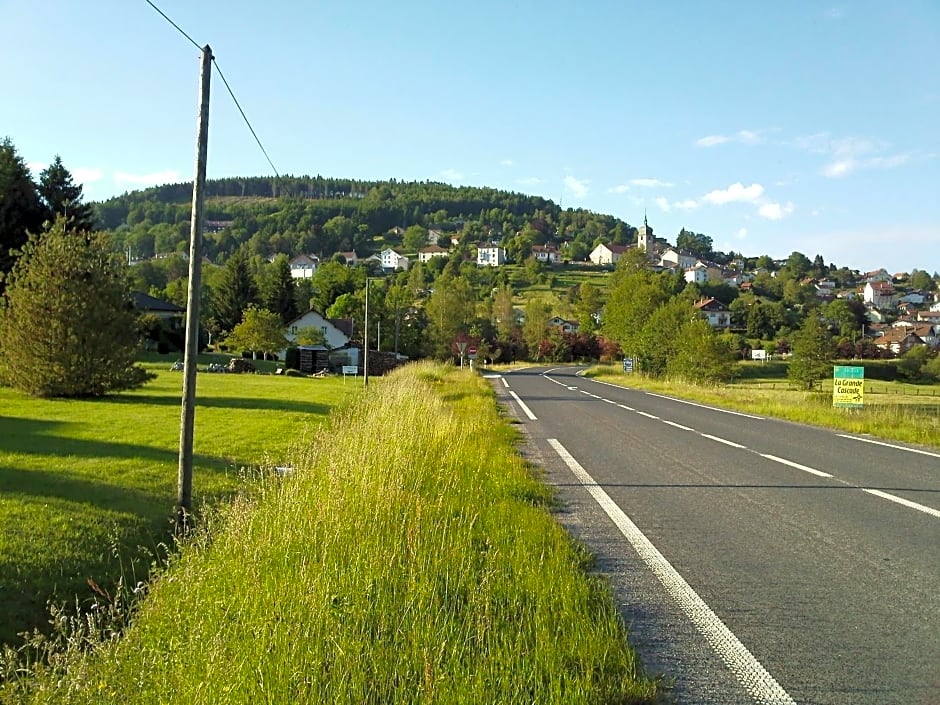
<box><xmin>132</xmin><ymin>291</ymin><xmax>185</xmax><ymax>313</ymax></box>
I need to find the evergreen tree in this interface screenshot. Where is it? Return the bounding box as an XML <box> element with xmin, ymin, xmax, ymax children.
<box><xmin>38</xmin><ymin>155</ymin><xmax>96</xmax><ymax>232</ymax></box>
<box><xmin>787</xmin><ymin>314</ymin><xmax>835</xmax><ymax>390</ymax></box>
<box><xmin>0</xmin><ymin>137</ymin><xmax>44</xmax><ymax>284</ymax></box>
<box><xmin>212</xmin><ymin>247</ymin><xmax>258</xmax><ymax>332</ymax></box>
<box><xmin>0</xmin><ymin>217</ymin><xmax>153</xmax><ymax>397</ymax></box>
<box><xmin>260</xmin><ymin>254</ymin><xmax>299</xmax><ymax>324</ymax></box>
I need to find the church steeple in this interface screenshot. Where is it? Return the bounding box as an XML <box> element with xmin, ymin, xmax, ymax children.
<box><xmin>638</xmin><ymin>213</ymin><xmax>653</xmax><ymax>253</ymax></box>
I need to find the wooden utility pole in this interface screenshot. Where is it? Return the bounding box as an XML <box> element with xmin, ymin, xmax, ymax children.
<box><xmin>363</xmin><ymin>278</ymin><xmax>370</xmax><ymax>387</ymax></box>
<box><xmin>177</xmin><ymin>44</ymin><xmax>212</xmax><ymax>531</ymax></box>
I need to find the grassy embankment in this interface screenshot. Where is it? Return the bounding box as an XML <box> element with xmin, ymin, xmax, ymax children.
<box><xmin>0</xmin><ymin>354</ymin><xmax>356</xmax><ymax>647</ymax></box>
<box><xmin>3</xmin><ymin>362</ymin><xmax>662</xmax><ymax>704</ymax></box>
<box><xmin>587</xmin><ymin>360</ymin><xmax>940</xmax><ymax>450</ymax></box>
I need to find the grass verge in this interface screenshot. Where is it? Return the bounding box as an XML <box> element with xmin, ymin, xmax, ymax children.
<box><xmin>586</xmin><ymin>363</ymin><xmax>940</xmax><ymax>450</ymax></box>
<box><xmin>4</xmin><ymin>362</ymin><xmax>661</xmax><ymax>704</ymax></box>
<box><xmin>0</xmin><ymin>361</ymin><xmax>355</xmax><ymax>646</ymax></box>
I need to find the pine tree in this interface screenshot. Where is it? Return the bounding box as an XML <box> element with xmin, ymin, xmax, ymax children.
<box><xmin>0</xmin><ymin>137</ymin><xmax>44</xmax><ymax>284</ymax></box>
<box><xmin>211</xmin><ymin>247</ymin><xmax>258</xmax><ymax>332</ymax></box>
<box><xmin>0</xmin><ymin>217</ymin><xmax>153</xmax><ymax>397</ymax></box>
<box><xmin>38</xmin><ymin>155</ymin><xmax>96</xmax><ymax>232</ymax></box>
<box><xmin>260</xmin><ymin>254</ymin><xmax>298</xmax><ymax>324</ymax></box>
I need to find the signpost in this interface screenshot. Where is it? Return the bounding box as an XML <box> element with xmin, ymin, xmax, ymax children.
<box><xmin>622</xmin><ymin>357</ymin><xmax>635</xmax><ymax>373</ymax></box>
<box><xmin>455</xmin><ymin>341</ymin><xmax>468</xmax><ymax>368</ymax></box>
<box><xmin>833</xmin><ymin>365</ymin><xmax>865</xmax><ymax>408</ymax></box>
<box><xmin>342</xmin><ymin>365</ymin><xmax>358</xmax><ymax>383</ymax></box>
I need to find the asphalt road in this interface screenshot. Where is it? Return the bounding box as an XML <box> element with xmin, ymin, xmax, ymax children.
<box><xmin>489</xmin><ymin>366</ymin><xmax>940</xmax><ymax>705</ymax></box>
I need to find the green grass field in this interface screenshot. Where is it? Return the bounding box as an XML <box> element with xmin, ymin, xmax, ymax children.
<box><xmin>3</xmin><ymin>362</ymin><xmax>661</xmax><ymax>704</ymax></box>
<box><xmin>0</xmin><ymin>357</ymin><xmax>356</xmax><ymax>646</ymax></box>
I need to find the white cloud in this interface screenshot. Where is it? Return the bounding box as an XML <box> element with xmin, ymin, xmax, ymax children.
<box><xmin>654</xmin><ymin>197</ymin><xmax>698</xmax><ymax>212</ymax></box>
<box><xmin>736</xmin><ymin>227</ymin><xmax>748</xmax><ymax>239</ymax></box>
<box><xmin>630</xmin><ymin>177</ymin><xmax>674</xmax><ymax>188</ymax></box>
<box><xmin>564</xmin><ymin>175</ymin><xmax>590</xmax><ymax>199</ymax></box>
<box><xmin>758</xmin><ymin>201</ymin><xmax>795</xmax><ymax>220</ymax></box>
<box><xmin>823</xmin><ymin>152</ymin><xmax>910</xmax><ymax>178</ymax></box>
<box><xmin>73</xmin><ymin>167</ymin><xmax>104</xmax><ymax>184</ymax></box>
<box><xmin>114</xmin><ymin>170</ymin><xmax>183</xmax><ymax>187</ymax></box>
<box><xmin>440</xmin><ymin>168</ymin><xmax>464</xmax><ymax>181</ymax></box>
<box><xmin>674</xmin><ymin>199</ymin><xmax>698</xmax><ymax>210</ymax></box>
<box><xmin>607</xmin><ymin>184</ymin><xmax>630</xmax><ymax>194</ymax></box>
<box><xmin>500</xmin><ymin>159</ymin><xmax>514</xmax><ymax>167</ymax></box>
<box><xmin>27</xmin><ymin>161</ymin><xmax>45</xmax><ymax>174</ymax></box>
<box><xmin>516</xmin><ymin>177</ymin><xmax>543</xmax><ymax>186</ymax></box>
<box><xmin>695</xmin><ymin>130</ymin><xmax>763</xmax><ymax>148</ymax></box>
<box><xmin>826</xmin><ymin>7</ymin><xmax>844</xmax><ymax>19</ymax></box>
<box><xmin>654</xmin><ymin>197</ymin><xmax>671</xmax><ymax>212</ymax></box>
<box><xmin>702</xmin><ymin>182</ymin><xmax>765</xmax><ymax>205</ymax></box>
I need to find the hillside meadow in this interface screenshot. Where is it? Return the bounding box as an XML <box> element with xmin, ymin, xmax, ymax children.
<box><xmin>2</xmin><ymin>362</ymin><xmax>662</xmax><ymax>704</ymax></box>
<box><xmin>0</xmin><ymin>356</ymin><xmax>357</xmax><ymax>646</ymax></box>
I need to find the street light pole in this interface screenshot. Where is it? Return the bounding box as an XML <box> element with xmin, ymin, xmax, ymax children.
<box><xmin>363</xmin><ymin>278</ymin><xmax>370</xmax><ymax>387</ymax></box>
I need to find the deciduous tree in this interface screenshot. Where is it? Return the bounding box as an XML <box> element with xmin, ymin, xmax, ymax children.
<box><xmin>225</xmin><ymin>305</ymin><xmax>288</xmax><ymax>359</ymax></box>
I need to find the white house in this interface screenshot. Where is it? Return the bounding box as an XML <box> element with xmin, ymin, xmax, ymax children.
<box><xmin>288</xmin><ymin>254</ymin><xmax>319</xmax><ymax>279</ymax></box>
<box><xmin>477</xmin><ymin>246</ymin><xmax>507</xmax><ymax>267</ymax></box>
<box><xmin>864</xmin><ymin>281</ymin><xmax>897</xmax><ymax>309</ymax></box>
<box><xmin>336</xmin><ymin>251</ymin><xmax>359</xmax><ymax>266</ymax></box>
<box><xmin>283</xmin><ymin>310</ymin><xmax>351</xmax><ymax>353</ymax></box>
<box><xmin>589</xmin><ymin>243</ymin><xmax>630</xmax><ymax>266</ymax></box>
<box><xmin>418</xmin><ymin>244</ymin><xmax>450</xmax><ymax>263</ymax></box>
<box><xmin>693</xmin><ymin>298</ymin><xmax>732</xmax><ymax>329</ymax></box>
<box><xmin>380</xmin><ymin>248</ymin><xmax>410</xmax><ymax>271</ymax></box>
<box><xmin>548</xmin><ymin>316</ymin><xmax>580</xmax><ymax>333</ymax></box>
<box><xmin>658</xmin><ymin>247</ymin><xmax>698</xmax><ymax>270</ymax></box>
<box><xmin>531</xmin><ymin>245</ymin><xmax>561</xmax><ymax>265</ymax></box>
<box><xmin>685</xmin><ymin>264</ymin><xmax>709</xmax><ymax>284</ymax></box>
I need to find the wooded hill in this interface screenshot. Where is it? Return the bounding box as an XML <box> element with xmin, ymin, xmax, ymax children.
<box><xmin>93</xmin><ymin>176</ymin><xmax>648</xmax><ymax>264</ymax></box>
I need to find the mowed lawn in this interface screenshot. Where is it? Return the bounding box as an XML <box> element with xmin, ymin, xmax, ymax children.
<box><xmin>0</xmin><ymin>361</ymin><xmax>357</xmax><ymax>646</ymax></box>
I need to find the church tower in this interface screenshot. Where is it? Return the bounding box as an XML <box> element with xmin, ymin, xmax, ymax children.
<box><xmin>637</xmin><ymin>212</ymin><xmax>654</xmax><ymax>253</ymax></box>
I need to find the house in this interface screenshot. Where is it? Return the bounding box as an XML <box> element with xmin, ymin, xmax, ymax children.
<box><xmin>658</xmin><ymin>247</ymin><xmax>698</xmax><ymax>270</ymax></box>
<box><xmin>477</xmin><ymin>245</ymin><xmax>507</xmax><ymax>267</ymax></box>
<box><xmin>685</xmin><ymin>264</ymin><xmax>708</xmax><ymax>285</ymax></box>
<box><xmin>288</xmin><ymin>254</ymin><xmax>319</xmax><ymax>279</ymax></box>
<box><xmin>863</xmin><ymin>268</ymin><xmax>892</xmax><ymax>283</ymax></box>
<box><xmin>133</xmin><ymin>291</ymin><xmax>186</xmax><ymax>352</ymax></box>
<box><xmin>589</xmin><ymin>243</ymin><xmax>630</xmax><ymax>266</ymax></box>
<box><xmin>531</xmin><ymin>244</ymin><xmax>561</xmax><ymax>265</ymax></box>
<box><xmin>693</xmin><ymin>298</ymin><xmax>732</xmax><ymax>329</ymax></box>
<box><xmin>427</xmin><ymin>228</ymin><xmax>446</xmax><ymax>245</ymax></box>
<box><xmin>418</xmin><ymin>244</ymin><xmax>450</xmax><ymax>263</ymax></box>
<box><xmin>873</xmin><ymin>329</ymin><xmax>925</xmax><ymax>356</ymax></box>
<box><xmin>379</xmin><ymin>248</ymin><xmax>410</xmax><ymax>271</ymax></box>
<box><xmin>283</xmin><ymin>310</ymin><xmax>351</xmax><ymax>355</ymax></box>
<box><xmin>336</xmin><ymin>251</ymin><xmax>359</xmax><ymax>266</ymax></box>
<box><xmin>132</xmin><ymin>291</ymin><xmax>185</xmax><ymax>321</ymax></box>
<box><xmin>864</xmin><ymin>281</ymin><xmax>897</xmax><ymax>309</ymax></box>
<box><xmin>549</xmin><ymin>316</ymin><xmax>580</xmax><ymax>334</ymax></box>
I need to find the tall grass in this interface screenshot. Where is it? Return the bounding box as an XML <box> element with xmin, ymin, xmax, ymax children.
<box><xmin>7</xmin><ymin>363</ymin><xmax>660</xmax><ymax>704</ymax></box>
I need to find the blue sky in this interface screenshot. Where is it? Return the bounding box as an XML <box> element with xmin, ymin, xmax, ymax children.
<box><xmin>2</xmin><ymin>0</ymin><xmax>938</xmax><ymax>274</ymax></box>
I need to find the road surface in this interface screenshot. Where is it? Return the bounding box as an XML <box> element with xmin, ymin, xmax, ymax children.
<box><xmin>489</xmin><ymin>366</ymin><xmax>940</xmax><ymax>705</ymax></box>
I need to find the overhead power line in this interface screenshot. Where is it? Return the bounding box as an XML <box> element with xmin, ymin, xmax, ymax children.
<box><xmin>143</xmin><ymin>0</ymin><xmax>281</xmax><ymax>179</ymax></box>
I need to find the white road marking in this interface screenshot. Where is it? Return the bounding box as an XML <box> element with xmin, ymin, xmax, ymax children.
<box><xmin>642</xmin><ymin>391</ymin><xmax>764</xmax><ymax>420</ymax></box>
<box><xmin>760</xmin><ymin>454</ymin><xmax>833</xmax><ymax>479</ymax></box>
<box><xmin>501</xmin><ymin>377</ymin><xmax>509</xmax><ymax>389</ymax></box>
<box><xmin>636</xmin><ymin>411</ymin><xmax>660</xmax><ymax>420</ymax></box>
<box><xmin>861</xmin><ymin>489</ymin><xmax>940</xmax><ymax>519</ymax></box>
<box><xmin>838</xmin><ymin>434</ymin><xmax>940</xmax><ymax>459</ymax></box>
<box><xmin>508</xmin><ymin>391</ymin><xmax>537</xmax><ymax>420</ymax></box>
<box><xmin>618</xmin><ymin>404</ymin><xmax>635</xmax><ymax>411</ymax></box>
<box><xmin>548</xmin><ymin>439</ymin><xmax>796</xmax><ymax>705</ymax></box>
<box><xmin>663</xmin><ymin>420</ymin><xmax>695</xmax><ymax>432</ymax></box>
<box><xmin>700</xmin><ymin>433</ymin><xmax>747</xmax><ymax>449</ymax></box>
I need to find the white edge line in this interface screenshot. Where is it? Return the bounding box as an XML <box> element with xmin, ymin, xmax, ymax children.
<box><xmin>760</xmin><ymin>454</ymin><xmax>833</xmax><ymax>478</ymax></box>
<box><xmin>547</xmin><ymin>438</ymin><xmax>795</xmax><ymax>704</ymax></box>
<box><xmin>700</xmin><ymin>433</ymin><xmax>747</xmax><ymax>449</ymax></box>
<box><xmin>862</xmin><ymin>489</ymin><xmax>940</xmax><ymax>519</ymax></box>
<box><xmin>837</xmin><ymin>434</ymin><xmax>940</xmax><ymax>459</ymax></box>
<box><xmin>508</xmin><ymin>391</ymin><xmax>537</xmax><ymax>421</ymax></box>
<box><xmin>501</xmin><ymin>377</ymin><xmax>509</xmax><ymax>389</ymax></box>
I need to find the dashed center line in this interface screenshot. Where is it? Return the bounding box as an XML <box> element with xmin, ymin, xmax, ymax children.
<box><xmin>700</xmin><ymin>433</ymin><xmax>747</xmax><ymax>449</ymax></box>
<box><xmin>760</xmin><ymin>454</ymin><xmax>833</xmax><ymax>479</ymax></box>
<box><xmin>636</xmin><ymin>411</ymin><xmax>660</xmax><ymax>420</ymax></box>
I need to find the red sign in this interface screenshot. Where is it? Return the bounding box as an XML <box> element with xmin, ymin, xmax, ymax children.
<box><xmin>468</xmin><ymin>346</ymin><xmax>477</xmax><ymax>356</ymax></box>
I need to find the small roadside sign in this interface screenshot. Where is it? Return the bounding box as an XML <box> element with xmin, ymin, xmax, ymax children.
<box><xmin>623</xmin><ymin>357</ymin><xmax>634</xmax><ymax>373</ymax></box>
<box><xmin>833</xmin><ymin>365</ymin><xmax>864</xmax><ymax>408</ymax></box>
<box><xmin>468</xmin><ymin>346</ymin><xmax>478</xmax><ymax>360</ymax></box>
